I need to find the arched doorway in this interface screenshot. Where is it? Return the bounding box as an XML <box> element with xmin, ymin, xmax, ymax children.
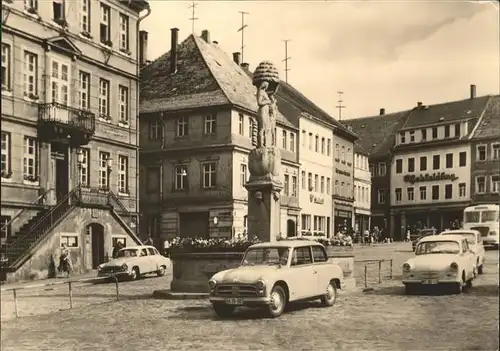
<box><xmin>286</xmin><ymin>219</ymin><xmax>296</xmax><ymax>237</ymax></box>
<box><xmin>87</xmin><ymin>223</ymin><xmax>105</xmax><ymax>269</ymax></box>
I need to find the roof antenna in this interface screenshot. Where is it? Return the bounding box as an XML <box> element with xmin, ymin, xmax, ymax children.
<box><xmin>336</xmin><ymin>91</ymin><xmax>346</xmax><ymax>121</ymax></box>
<box><xmin>237</xmin><ymin>11</ymin><xmax>250</xmax><ymax>64</ymax></box>
<box><xmin>188</xmin><ymin>2</ymin><xmax>198</xmax><ymax>34</ymax></box>
<box><xmin>282</xmin><ymin>39</ymin><xmax>291</xmax><ymax>83</ymax></box>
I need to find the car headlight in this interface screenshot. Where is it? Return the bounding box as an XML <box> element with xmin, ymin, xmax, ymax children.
<box><xmin>121</xmin><ymin>264</ymin><xmax>128</xmax><ymax>271</ymax></box>
<box><xmin>97</xmin><ymin>264</ymin><xmax>104</xmax><ymax>271</ymax></box>
<box><xmin>402</xmin><ymin>263</ymin><xmax>411</xmax><ymax>272</ymax></box>
<box><xmin>450</xmin><ymin>262</ymin><xmax>458</xmax><ymax>270</ymax></box>
<box><xmin>256</xmin><ymin>280</ymin><xmax>266</xmax><ymax>290</ymax></box>
<box><xmin>208</xmin><ymin>279</ymin><xmax>217</xmax><ymax>290</ymax></box>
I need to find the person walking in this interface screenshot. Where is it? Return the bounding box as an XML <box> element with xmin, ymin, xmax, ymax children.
<box><xmin>144</xmin><ymin>234</ymin><xmax>154</xmax><ymax>246</ymax></box>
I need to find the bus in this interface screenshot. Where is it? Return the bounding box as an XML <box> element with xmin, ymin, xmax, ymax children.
<box><xmin>463</xmin><ymin>204</ymin><xmax>500</xmax><ymax>249</ymax></box>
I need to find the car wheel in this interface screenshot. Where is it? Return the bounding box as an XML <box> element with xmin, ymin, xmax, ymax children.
<box><xmin>452</xmin><ymin>275</ymin><xmax>465</xmax><ymax>294</ymax></box>
<box><xmin>478</xmin><ymin>264</ymin><xmax>483</xmax><ymax>275</ymax></box>
<box><xmin>465</xmin><ymin>278</ymin><xmax>473</xmax><ymax>290</ymax></box>
<box><xmin>212</xmin><ymin>303</ymin><xmax>235</xmax><ymax>318</ymax></box>
<box><xmin>157</xmin><ymin>265</ymin><xmax>166</xmax><ymax>277</ymax></box>
<box><xmin>320</xmin><ymin>281</ymin><xmax>337</xmax><ymax>307</ymax></box>
<box><xmin>130</xmin><ymin>267</ymin><xmax>140</xmax><ymax>281</ymax></box>
<box><xmin>266</xmin><ymin>284</ymin><xmax>287</xmax><ymax>318</ymax></box>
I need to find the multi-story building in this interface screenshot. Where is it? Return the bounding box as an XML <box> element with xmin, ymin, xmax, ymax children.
<box><xmin>0</xmin><ymin>0</ymin><xmax>149</xmax><ymax>282</ymax></box>
<box><xmin>139</xmin><ymin>29</ymin><xmax>300</xmax><ymax>242</ymax></box>
<box><xmin>470</xmin><ymin>95</ymin><xmax>500</xmax><ymax>204</ymax></box>
<box><xmin>353</xmin><ymin>145</ymin><xmax>371</xmax><ymax>234</ymax></box>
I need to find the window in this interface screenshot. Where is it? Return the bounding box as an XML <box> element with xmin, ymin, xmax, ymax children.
<box><xmin>248</xmin><ymin>118</ymin><xmax>254</xmax><ymax>140</ymax></box>
<box><xmin>282</xmin><ymin>130</ymin><xmax>287</xmax><ymax>149</ymax></box>
<box><xmin>174</xmin><ymin>165</ymin><xmax>188</xmax><ymax>190</ymax></box>
<box><xmin>477</xmin><ymin>145</ymin><xmax>486</xmax><ymax>161</ymax></box>
<box><xmin>0</xmin><ymin>216</ymin><xmax>11</xmax><ymax>239</ymax></box>
<box><xmin>419</xmin><ymin>186</ymin><xmax>426</xmax><ymax>200</ymax></box>
<box><xmin>78</xmin><ymin>71</ymin><xmax>90</xmax><ymax>110</ymax></box>
<box><xmin>309</xmin><ymin>133</ymin><xmax>313</xmax><ymax>150</ymax></box>
<box><xmin>335</xmin><ymin>144</ymin><xmax>339</xmax><ymax>159</ymax></box>
<box><xmin>433</xmin><ymin>155</ymin><xmax>440</xmax><ymax>170</ymax></box>
<box><xmin>459</xmin><ymin>152</ymin><xmax>467</xmax><ymax>167</ymax></box>
<box><xmin>301</xmin><ymin>171</ymin><xmax>305</xmax><ymax>189</ymax></box>
<box><xmin>407</xmin><ymin>187</ymin><xmax>414</xmax><ymax>201</ymax></box>
<box><xmin>146</xmin><ymin>167</ymin><xmax>160</xmax><ymax>193</ymax></box>
<box><xmin>334</xmin><ymin>180</ymin><xmax>339</xmax><ymax>195</ymax></box>
<box><xmin>238</xmin><ymin>113</ymin><xmax>244</xmax><ymax>135</ymax></box>
<box><xmin>399</xmin><ymin>132</ymin><xmax>405</xmax><ymax>144</ymax></box>
<box><xmin>23</xmin><ymin>51</ymin><xmax>38</xmax><ymax>97</ymax></box>
<box><xmin>98</xmin><ymin>78</ymin><xmax>110</xmax><ymax>116</ymax></box>
<box><xmin>492</xmin><ymin>144</ymin><xmax>500</xmax><ymax>160</ymax></box>
<box><xmin>284</xmin><ymin>174</ymin><xmax>289</xmax><ymax>196</ymax></box>
<box><xmin>308</xmin><ymin>173</ymin><xmax>313</xmax><ymax>191</ymax></box>
<box><xmin>395</xmin><ymin>188</ymin><xmax>402</xmax><ymax>202</ymax></box>
<box><xmin>420</xmin><ymin>156</ymin><xmax>427</xmax><ymax>171</ymax></box>
<box><xmin>409</xmin><ymin>131</ymin><xmax>415</xmax><ymax>142</ymax></box>
<box><xmin>313</xmin><ymin>216</ymin><xmax>325</xmax><ymax>237</ymax></box>
<box><xmin>1</xmin><ymin>44</ymin><xmax>11</xmax><ymax>91</ymax></box>
<box><xmin>117</xmin><ymin>155</ymin><xmax>128</xmax><ymax>194</ymax></box>
<box><xmin>204</xmin><ymin>115</ymin><xmax>216</xmax><ymax>134</ymax></box>
<box><xmin>50</xmin><ymin>59</ymin><xmax>70</xmax><ymax>112</ymax></box>
<box><xmin>119</xmin><ymin>13</ymin><xmax>129</xmax><ymax>51</ymax></box>
<box><xmin>80</xmin><ymin>0</ymin><xmax>90</xmax><ymax>33</ymax></box>
<box><xmin>112</xmin><ymin>237</ymin><xmax>126</xmax><ymax>248</ymax></box>
<box><xmin>78</xmin><ymin>148</ymin><xmax>90</xmax><ymax>187</ymax></box>
<box><xmin>1</xmin><ymin>132</ymin><xmax>11</xmax><ymax>177</ymax></box>
<box><xmin>491</xmin><ymin>175</ymin><xmax>500</xmax><ymax>193</ymax></box>
<box><xmin>301</xmin><ymin>130</ymin><xmax>306</xmax><ymax>147</ymax></box>
<box><xmin>327</xmin><ymin>139</ymin><xmax>331</xmax><ymax>156</ymax></box>
<box><xmin>476</xmin><ymin>176</ymin><xmax>485</xmax><ymax>193</ymax></box>
<box><xmin>445</xmin><ymin>184</ymin><xmax>452</xmax><ymax>199</ymax></box>
<box><xmin>202</xmin><ymin>162</ymin><xmax>216</xmax><ymax>188</ymax></box>
<box><xmin>341</xmin><ymin>146</ymin><xmax>345</xmax><ymax>162</ymax></box>
<box><xmin>149</xmin><ymin>119</ymin><xmax>163</xmax><ymax>140</ymax></box>
<box><xmin>177</xmin><ymin>117</ymin><xmax>188</xmax><ymax>137</ymax></box>
<box><xmin>432</xmin><ymin>185</ymin><xmax>439</xmax><ymax>200</ymax></box>
<box><xmin>61</xmin><ymin>235</ymin><xmax>78</xmax><ymax>248</ymax></box>
<box><xmin>407</xmin><ymin>158</ymin><xmax>415</xmax><ymax>172</ymax></box>
<box><xmin>421</xmin><ymin>129</ymin><xmax>427</xmax><ymax>141</ymax></box>
<box><xmin>118</xmin><ymin>85</ymin><xmax>129</xmax><ymax>124</ymax></box>
<box><xmin>369</xmin><ymin>164</ymin><xmax>374</xmax><ymax>176</ymax></box>
<box><xmin>320</xmin><ymin>176</ymin><xmax>325</xmax><ymax>193</ymax></box>
<box><xmin>347</xmin><ymin>148</ymin><xmax>351</xmax><ymax>164</ymax></box>
<box><xmin>292</xmin><ymin>247</ymin><xmax>312</xmax><ymax>266</ymax></box>
<box><xmin>23</xmin><ymin>137</ymin><xmax>38</xmax><ymax>181</ymax></box>
<box><xmin>291</xmin><ymin>175</ymin><xmax>297</xmax><ymax>197</ymax></box>
<box><xmin>458</xmin><ymin>183</ymin><xmax>466</xmax><ymax>197</ymax></box>
<box><xmin>340</xmin><ymin>182</ymin><xmax>345</xmax><ymax>197</ymax></box>
<box><xmin>240</xmin><ymin>164</ymin><xmax>247</xmax><ymax>186</ymax></box>
<box><xmin>378</xmin><ymin>162</ymin><xmax>386</xmax><ymax>176</ymax></box>
<box><xmin>301</xmin><ymin>214</ymin><xmax>311</xmax><ymax>235</ymax></box>
<box><xmin>312</xmin><ymin>246</ymin><xmax>327</xmax><ymax>263</ymax></box>
<box><xmin>395</xmin><ymin>159</ymin><xmax>403</xmax><ymax>174</ymax></box>
<box><xmin>314</xmin><ymin>175</ymin><xmax>319</xmax><ymax>192</ymax></box>
<box><xmin>432</xmin><ymin>127</ymin><xmax>438</xmax><ymax>139</ymax></box>
<box><xmin>321</xmin><ymin>137</ymin><xmax>325</xmax><ymax>154</ymax></box>
<box><xmin>444</xmin><ymin>125</ymin><xmax>450</xmax><ymax>138</ymax></box>
<box><xmin>326</xmin><ymin>177</ymin><xmax>330</xmax><ymax>195</ymax></box>
<box><xmin>445</xmin><ymin>153</ymin><xmax>453</xmax><ymax>168</ymax></box>
<box><xmin>289</xmin><ymin>133</ymin><xmax>295</xmax><ymax>152</ymax></box>
<box><xmin>53</xmin><ymin>0</ymin><xmax>64</xmax><ymax>21</ymax></box>
<box><xmin>454</xmin><ymin>123</ymin><xmax>460</xmax><ymax>138</ymax></box>
<box><xmin>98</xmin><ymin>151</ymin><xmax>110</xmax><ymax>189</ymax></box>
<box><xmin>378</xmin><ymin>189</ymin><xmax>385</xmax><ymax>204</ymax></box>
<box><xmin>100</xmin><ymin>3</ymin><xmax>111</xmax><ymax>44</ymax></box>
<box><xmin>24</xmin><ymin>0</ymin><xmax>38</xmax><ymax>11</ymax></box>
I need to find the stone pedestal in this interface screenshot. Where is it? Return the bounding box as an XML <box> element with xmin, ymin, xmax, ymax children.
<box><xmin>325</xmin><ymin>245</ymin><xmax>356</xmax><ymax>291</ymax></box>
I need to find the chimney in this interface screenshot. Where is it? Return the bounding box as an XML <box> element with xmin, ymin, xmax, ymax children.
<box><xmin>139</xmin><ymin>30</ymin><xmax>148</xmax><ymax>67</ymax></box>
<box><xmin>212</xmin><ymin>41</ymin><xmax>218</xmax><ymax>45</ymax></box>
<box><xmin>379</xmin><ymin>108</ymin><xmax>385</xmax><ymax>116</ymax></box>
<box><xmin>232</xmin><ymin>52</ymin><xmax>241</xmax><ymax>65</ymax></box>
<box><xmin>201</xmin><ymin>30</ymin><xmax>210</xmax><ymax>43</ymax></box>
<box><xmin>240</xmin><ymin>63</ymin><xmax>249</xmax><ymax>70</ymax></box>
<box><xmin>470</xmin><ymin>84</ymin><xmax>476</xmax><ymax>99</ymax></box>
<box><xmin>417</xmin><ymin>101</ymin><xmax>423</xmax><ymax>108</ymax></box>
<box><xmin>170</xmin><ymin>28</ymin><xmax>179</xmax><ymax>74</ymax></box>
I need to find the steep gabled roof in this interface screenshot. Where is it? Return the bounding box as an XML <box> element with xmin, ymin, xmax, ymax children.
<box><xmin>140</xmin><ymin>34</ymin><xmax>294</xmax><ymax>128</ymax></box>
<box><xmin>471</xmin><ymin>95</ymin><xmax>500</xmax><ymax>140</ymax></box>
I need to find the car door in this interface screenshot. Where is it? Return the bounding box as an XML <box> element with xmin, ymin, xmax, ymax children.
<box><xmin>289</xmin><ymin>246</ymin><xmax>316</xmax><ymax>300</ymax></box>
<box><xmin>139</xmin><ymin>247</ymin><xmax>153</xmax><ymax>273</ymax></box>
<box><xmin>311</xmin><ymin>245</ymin><xmax>329</xmax><ymax>295</ymax></box>
<box><xmin>148</xmin><ymin>247</ymin><xmax>162</xmax><ymax>269</ymax></box>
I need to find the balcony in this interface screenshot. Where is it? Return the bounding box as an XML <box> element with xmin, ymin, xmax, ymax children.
<box><xmin>38</xmin><ymin>102</ymin><xmax>95</xmax><ymax>147</ymax></box>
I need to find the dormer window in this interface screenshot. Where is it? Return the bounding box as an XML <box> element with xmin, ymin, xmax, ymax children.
<box><xmin>432</xmin><ymin>127</ymin><xmax>438</xmax><ymax>139</ymax></box>
<box><xmin>53</xmin><ymin>0</ymin><xmax>64</xmax><ymax>22</ymax></box>
<box><xmin>444</xmin><ymin>125</ymin><xmax>450</xmax><ymax>138</ymax></box>
<box><xmin>454</xmin><ymin>123</ymin><xmax>461</xmax><ymax>137</ymax></box>
<box><xmin>399</xmin><ymin>132</ymin><xmax>405</xmax><ymax>144</ymax></box>
<box><xmin>421</xmin><ymin>129</ymin><xmax>427</xmax><ymax>141</ymax></box>
<box><xmin>409</xmin><ymin>131</ymin><xmax>415</xmax><ymax>143</ymax></box>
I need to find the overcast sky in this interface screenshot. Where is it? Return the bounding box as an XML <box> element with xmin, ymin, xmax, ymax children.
<box><xmin>142</xmin><ymin>1</ymin><xmax>499</xmax><ymax>120</ymax></box>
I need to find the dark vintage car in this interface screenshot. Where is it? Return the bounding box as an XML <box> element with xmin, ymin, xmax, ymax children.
<box><xmin>412</xmin><ymin>228</ymin><xmax>438</xmax><ymax>251</ymax></box>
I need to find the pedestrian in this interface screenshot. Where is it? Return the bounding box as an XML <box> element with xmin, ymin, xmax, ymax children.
<box><xmin>58</xmin><ymin>243</ymin><xmax>72</xmax><ymax>277</ymax></box>
<box><xmin>112</xmin><ymin>241</ymin><xmax>124</xmax><ymax>258</ymax></box>
<box><xmin>144</xmin><ymin>234</ymin><xmax>154</xmax><ymax>246</ymax></box>
<box><xmin>163</xmin><ymin>239</ymin><xmax>171</xmax><ymax>257</ymax></box>
<box><xmin>363</xmin><ymin>229</ymin><xmax>370</xmax><ymax>245</ymax></box>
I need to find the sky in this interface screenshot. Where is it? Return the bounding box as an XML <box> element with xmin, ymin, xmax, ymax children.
<box><xmin>142</xmin><ymin>1</ymin><xmax>500</xmax><ymax>120</ymax></box>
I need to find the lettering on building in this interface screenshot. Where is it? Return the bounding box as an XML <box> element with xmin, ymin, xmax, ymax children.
<box><xmin>335</xmin><ymin>168</ymin><xmax>351</xmax><ymax>177</ymax></box>
<box><xmin>403</xmin><ymin>172</ymin><xmax>459</xmax><ymax>184</ymax></box>
<box><xmin>309</xmin><ymin>194</ymin><xmax>324</xmax><ymax>204</ymax></box>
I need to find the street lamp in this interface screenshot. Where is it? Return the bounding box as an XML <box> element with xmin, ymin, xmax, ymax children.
<box><xmin>181</xmin><ymin>168</ymin><xmax>187</xmax><ymax>177</ymax></box>
<box><xmin>76</xmin><ymin>148</ymin><xmax>84</xmax><ymax>169</ymax></box>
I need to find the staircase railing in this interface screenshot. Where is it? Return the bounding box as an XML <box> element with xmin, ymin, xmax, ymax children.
<box><xmin>0</xmin><ymin>188</ymin><xmax>53</xmax><ymax>233</ymax></box>
<box><xmin>107</xmin><ymin>190</ymin><xmax>138</xmax><ymax>234</ymax></box>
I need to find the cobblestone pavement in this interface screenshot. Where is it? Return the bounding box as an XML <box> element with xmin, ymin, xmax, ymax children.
<box><xmin>1</xmin><ymin>246</ymin><xmax>498</xmax><ymax>350</ymax></box>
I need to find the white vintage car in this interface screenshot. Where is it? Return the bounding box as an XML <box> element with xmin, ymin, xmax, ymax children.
<box><xmin>97</xmin><ymin>245</ymin><xmax>170</xmax><ymax>280</ymax></box>
<box><xmin>208</xmin><ymin>240</ymin><xmax>344</xmax><ymax>318</ymax></box>
<box><xmin>402</xmin><ymin>235</ymin><xmax>476</xmax><ymax>294</ymax></box>
<box><xmin>440</xmin><ymin>229</ymin><xmax>485</xmax><ymax>275</ymax></box>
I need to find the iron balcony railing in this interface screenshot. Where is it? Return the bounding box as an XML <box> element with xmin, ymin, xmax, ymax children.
<box><xmin>38</xmin><ymin>102</ymin><xmax>96</xmax><ymax>133</ymax></box>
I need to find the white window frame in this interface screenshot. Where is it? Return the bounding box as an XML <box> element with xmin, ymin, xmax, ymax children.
<box><xmin>23</xmin><ymin>137</ymin><xmax>38</xmax><ymax>183</ymax></box>
<box><xmin>1</xmin><ymin>43</ymin><xmax>11</xmax><ymax>92</ymax></box>
<box><xmin>284</xmin><ymin>174</ymin><xmax>289</xmax><ymax>196</ymax></box>
<box><xmin>292</xmin><ymin>175</ymin><xmax>297</xmax><ymax>197</ymax></box>
<box><xmin>420</xmin><ymin>186</ymin><xmax>427</xmax><ymax>200</ymax></box>
<box><xmin>377</xmin><ymin>189</ymin><xmax>385</xmax><ymax>204</ymax></box>
<box><xmin>492</xmin><ymin>143</ymin><xmax>500</xmax><ymax>160</ymax></box>
<box><xmin>1</xmin><ymin>132</ymin><xmax>11</xmax><ymax>179</ymax></box>
<box><xmin>409</xmin><ymin>131</ymin><xmax>415</xmax><ymax>142</ymax></box>
<box><xmin>174</xmin><ymin>165</ymin><xmax>188</xmax><ymax>190</ymax></box>
<box><xmin>149</xmin><ymin>119</ymin><xmax>163</xmax><ymax>140</ymax></box>
<box><xmin>98</xmin><ymin>79</ymin><xmax>110</xmax><ymax>118</ymax></box>
<box><xmin>320</xmin><ymin>176</ymin><xmax>325</xmax><ymax>193</ymax></box>
<box><xmin>248</xmin><ymin>118</ymin><xmax>254</xmax><ymax>140</ymax></box>
<box><xmin>491</xmin><ymin>175</ymin><xmax>500</xmax><ymax>193</ymax></box>
<box><xmin>321</xmin><ymin>137</ymin><xmax>325</xmax><ymax>154</ymax></box>
<box><xmin>240</xmin><ymin>164</ymin><xmax>247</xmax><ymax>187</ymax></box>
<box><xmin>98</xmin><ymin>151</ymin><xmax>110</xmax><ymax>189</ymax></box>
<box><xmin>313</xmin><ymin>215</ymin><xmax>325</xmax><ymax>237</ymax></box>
<box><xmin>289</xmin><ymin>132</ymin><xmax>295</xmax><ymax>152</ymax></box>
<box><xmin>301</xmin><ymin>171</ymin><xmax>306</xmax><ymax>189</ymax></box>
<box><xmin>327</xmin><ymin>139</ymin><xmax>331</xmax><ymax>156</ymax></box>
<box><xmin>282</xmin><ymin>130</ymin><xmax>287</xmax><ymax>149</ymax></box>
<box><xmin>315</xmin><ymin>135</ymin><xmax>319</xmax><ymax>152</ymax></box>
<box><xmin>60</xmin><ymin>234</ymin><xmax>79</xmax><ymax>248</ymax></box>
<box><xmin>118</xmin><ymin>85</ymin><xmax>129</xmax><ymax>125</ymax></box>
<box><xmin>79</xmin><ymin>148</ymin><xmax>90</xmax><ymax>187</ymax></box>
<box><xmin>301</xmin><ymin>214</ymin><xmax>311</xmax><ymax>236</ymax></box>
<box><xmin>0</xmin><ymin>215</ymin><xmax>11</xmax><ymax>239</ymax></box>
<box><xmin>238</xmin><ymin>113</ymin><xmax>244</xmax><ymax>135</ymax></box>
<box><xmin>395</xmin><ymin>188</ymin><xmax>402</xmax><ymax>202</ymax></box>
<box><xmin>24</xmin><ymin>0</ymin><xmax>38</xmax><ymax>11</ymax></box>
<box><xmin>204</xmin><ymin>115</ymin><xmax>216</xmax><ymax>135</ymax></box>
<box><xmin>399</xmin><ymin>132</ymin><xmax>406</xmax><ymax>144</ymax></box>
<box><xmin>176</xmin><ymin>117</ymin><xmax>188</xmax><ymax>137</ymax></box>
<box><xmin>341</xmin><ymin>146</ymin><xmax>345</xmax><ymax>162</ymax></box>
<box><xmin>335</xmin><ymin>144</ymin><xmax>340</xmax><ymax>159</ymax></box>
<box><xmin>50</xmin><ymin>58</ymin><xmax>70</xmax><ymax>113</ymax></box>
<box><xmin>476</xmin><ymin>176</ymin><xmax>486</xmax><ymax>194</ymax></box>
<box><xmin>119</xmin><ymin>13</ymin><xmax>129</xmax><ymax>52</ymax></box>
<box><xmin>378</xmin><ymin>162</ymin><xmax>387</xmax><ymax>176</ymax></box>
<box><xmin>407</xmin><ymin>187</ymin><xmax>414</xmax><ymax>201</ymax></box>
<box><xmin>476</xmin><ymin>144</ymin><xmax>487</xmax><ymax>161</ymax></box>
<box><xmin>326</xmin><ymin>177</ymin><xmax>330</xmax><ymax>195</ymax></box>
<box><xmin>117</xmin><ymin>155</ymin><xmax>129</xmax><ymax>194</ymax></box>
<box><xmin>334</xmin><ymin>180</ymin><xmax>339</xmax><ymax>195</ymax></box>
<box><xmin>80</xmin><ymin>0</ymin><xmax>90</xmax><ymax>33</ymax></box>
<box><xmin>202</xmin><ymin>162</ymin><xmax>216</xmax><ymax>188</ymax></box>
<box><xmin>23</xmin><ymin>51</ymin><xmax>38</xmax><ymax>98</ymax></box>
<box><xmin>78</xmin><ymin>70</ymin><xmax>90</xmax><ymax>110</ymax></box>
<box><xmin>99</xmin><ymin>3</ymin><xmax>111</xmax><ymax>44</ymax></box>
<box><xmin>315</xmin><ymin>175</ymin><xmax>319</xmax><ymax>193</ymax></box>
<box><xmin>458</xmin><ymin>183</ymin><xmax>466</xmax><ymax>197</ymax></box>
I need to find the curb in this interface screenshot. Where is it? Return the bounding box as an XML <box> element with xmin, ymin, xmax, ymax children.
<box><xmin>152</xmin><ymin>289</ymin><xmax>209</xmax><ymax>300</ymax></box>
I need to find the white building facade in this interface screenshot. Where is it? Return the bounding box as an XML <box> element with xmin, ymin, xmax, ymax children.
<box><xmin>353</xmin><ymin>149</ymin><xmax>371</xmax><ymax>234</ymax></box>
<box><xmin>298</xmin><ymin>115</ymin><xmax>334</xmax><ymax>238</ymax></box>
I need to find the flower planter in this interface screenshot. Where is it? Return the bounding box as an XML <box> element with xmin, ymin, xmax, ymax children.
<box><xmin>325</xmin><ymin>245</ymin><xmax>356</xmax><ymax>291</ymax></box>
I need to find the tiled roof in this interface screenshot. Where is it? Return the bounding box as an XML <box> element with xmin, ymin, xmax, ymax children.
<box><xmin>402</xmin><ymin>96</ymin><xmax>491</xmax><ymax>129</ymax></box>
<box><xmin>354</xmin><ymin>142</ymin><xmax>368</xmax><ymax>155</ymax></box>
<box><xmin>140</xmin><ymin>35</ymin><xmax>294</xmax><ymax>129</ymax></box>
<box><xmin>343</xmin><ymin>111</ymin><xmax>411</xmax><ymax>157</ymax></box>
<box><xmin>471</xmin><ymin>95</ymin><xmax>500</xmax><ymax>140</ymax></box>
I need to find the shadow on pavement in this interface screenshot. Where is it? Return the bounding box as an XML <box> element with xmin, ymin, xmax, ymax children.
<box><xmin>469</xmin><ymin>284</ymin><xmax>499</xmax><ymax>297</ymax></box>
<box><xmin>365</xmin><ymin>284</ymin><xmax>499</xmax><ymax>297</ymax></box>
<box><xmin>17</xmin><ymin>293</ymin><xmax>153</xmax><ymax>300</ymax></box>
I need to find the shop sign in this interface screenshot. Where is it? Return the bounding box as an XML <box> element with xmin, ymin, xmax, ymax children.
<box><xmin>335</xmin><ymin>210</ymin><xmax>352</xmax><ymax>218</ymax></box>
<box><xmin>403</xmin><ymin>172</ymin><xmax>458</xmax><ymax>184</ymax></box>
<box><xmin>335</xmin><ymin>169</ymin><xmax>351</xmax><ymax>177</ymax></box>
<box><xmin>309</xmin><ymin>194</ymin><xmax>324</xmax><ymax>204</ymax></box>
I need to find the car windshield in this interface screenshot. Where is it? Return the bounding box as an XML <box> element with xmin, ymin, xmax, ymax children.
<box><xmin>481</xmin><ymin>210</ymin><xmax>499</xmax><ymax>223</ymax></box>
<box><xmin>117</xmin><ymin>249</ymin><xmax>138</xmax><ymax>258</ymax></box>
<box><xmin>443</xmin><ymin>232</ymin><xmax>476</xmax><ymax>245</ymax></box>
<box><xmin>242</xmin><ymin>247</ymin><xmax>289</xmax><ymax>266</ymax></box>
<box><xmin>464</xmin><ymin>211</ymin><xmax>480</xmax><ymax>223</ymax></box>
<box><xmin>416</xmin><ymin>241</ymin><xmax>460</xmax><ymax>255</ymax></box>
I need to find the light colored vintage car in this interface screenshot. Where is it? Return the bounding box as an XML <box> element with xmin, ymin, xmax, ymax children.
<box><xmin>208</xmin><ymin>240</ymin><xmax>344</xmax><ymax>318</ymax></box>
<box><xmin>97</xmin><ymin>245</ymin><xmax>170</xmax><ymax>280</ymax></box>
<box><xmin>440</xmin><ymin>229</ymin><xmax>485</xmax><ymax>275</ymax></box>
<box><xmin>402</xmin><ymin>235</ymin><xmax>476</xmax><ymax>294</ymax></box>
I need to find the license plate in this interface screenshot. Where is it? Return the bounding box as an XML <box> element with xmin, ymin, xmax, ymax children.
<box><xmin>422</xmin><ymin>279</ymin><xmax>437</xmax><ymax>284</ymax></box>
<box><xmin>225</xmin><ymin>297</ymin><xmax>243</xmax><ymax>305</ymax></box>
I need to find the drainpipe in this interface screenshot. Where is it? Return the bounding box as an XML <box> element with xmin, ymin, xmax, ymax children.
<box><xmin>136</xmin><ymin>4</ymin><xmax>152</xmax><ymax>238</ymax></box>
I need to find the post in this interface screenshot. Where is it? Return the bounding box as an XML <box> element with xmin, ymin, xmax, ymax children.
<box><xmin>378</xmin><ymin>260</ymin><xmax>382</xmax><ymax>283</ymax></box>
<box><xmin>389</xmin><ymin>259</ymin><xmax>393</xmax><ymax>279</ymax></box>
<box><xmin>364</xmin><ymin>265</ymin><xmax>367</xmax><ymax>288</ymax></box>
<box><xmin>114</xmin><ymin>275</ymin><xmax>119</xmax><ymax>301</ymax></box>
<box><xmin>13</xmin><ymin>289</ymin><xmax>19</xmax><ymax>318</ymax></box>
<box><xmin>68</xmin><ymin>281</ymin><xmax>73</xmax><ymax>309</ymax></box>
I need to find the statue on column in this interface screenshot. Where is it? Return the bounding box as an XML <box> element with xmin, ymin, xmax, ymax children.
<box><xmin>256</xmin><ymin>81</ymin><xmax>277</xmax><ymax>148</ymax></box>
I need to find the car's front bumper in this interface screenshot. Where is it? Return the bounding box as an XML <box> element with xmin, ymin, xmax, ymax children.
<box><xmin>209</xmin><ymin>296</ymin><xmax>271</xmax><ymax>306</ymax></box>
<box><xmin>402</xmin><ymin>272</ymin><xmax>461</xmax><ymax>285</ymax></box>
<box><xmin>97</xmin><ymin>271</ymin><xmax>131</xmax><ymax>279</ymax></box>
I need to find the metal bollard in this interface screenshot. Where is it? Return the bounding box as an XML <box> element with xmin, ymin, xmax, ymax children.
<box><xmin>378</xmin><ymin>260</ymin><xmax>382</xmax><ymax>283</ymax></box>
<box><xmin>364</xmin><ymin>265</ymin><xmax>367</xmax><ymax>288</ymax></box>
<box><xmin>389</xmin><ymin>259</ymin><xmax>393</xmax><ymax>279</ymax></box>
<box><xmin>114</xmin><ymin>275</ymin><xmax>119</xmax><ymax>301</ymax></box>
<box><xmin>13</xmin><ymin>289</ymin><xmax>19</xmax><ymax>318</ymax></box>
<box><xmin>68</xmin><ymin>281</ymin><xmax>73</xmax><ymax>309</ymax></box>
